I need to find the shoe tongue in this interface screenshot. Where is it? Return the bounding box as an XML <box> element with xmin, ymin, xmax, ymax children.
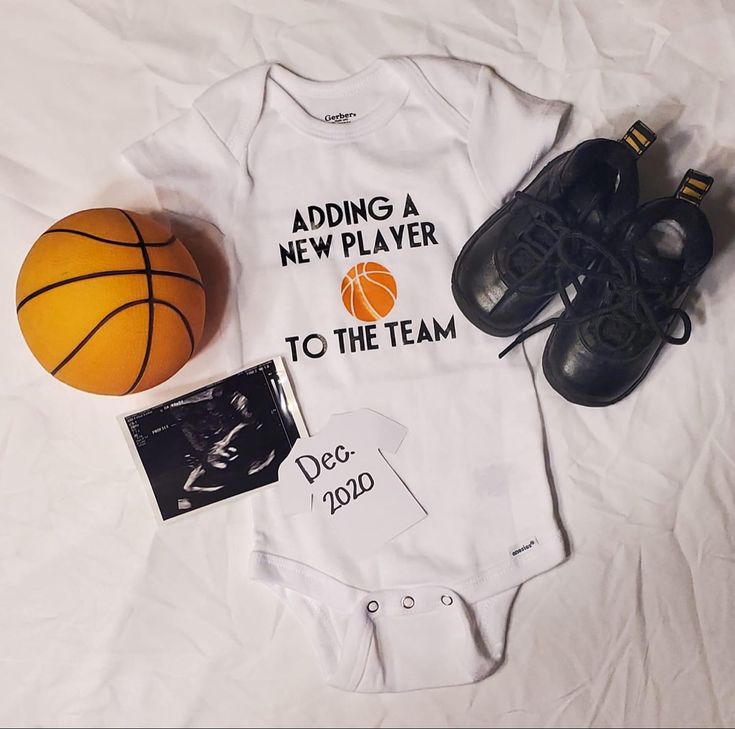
<box><xmin>560</xmin><ymin>177</ymin><xmax>612</xmax><ymax>233</ymax></box>
<box><xmin>510</xmin><ymin>222</ymin><xmax>558</xmax><ymax>276</ymax></box>
<box><xmin>633</xmin><ymin>238</ymin><xmax>684</xmax><ymax>286</ymax></box>
<box><xmin>597</xmin><ymin>313</ymin><xmax>633</xmax><ymax>349</ymax></box>
<box><xmin>558</xmin><ymin>146</ymin><xmax>624</xmax><ymax>232</ymax></box>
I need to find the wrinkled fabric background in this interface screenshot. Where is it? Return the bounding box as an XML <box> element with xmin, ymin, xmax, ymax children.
<box><xmin>2</xmin><ymin>1</ymin><xmax>734</xmax><ymax>726</ymax></box>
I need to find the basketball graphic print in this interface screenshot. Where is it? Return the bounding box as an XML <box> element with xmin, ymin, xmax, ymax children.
<box><xmin>15</xmin><ymin>208</ymin><xmax>206</xmax><ymax>396</ymax></box>
<box><xmin>341</xmin><ymin>262</ymin><xmax>397</xmax><ymax>322</ymax></box>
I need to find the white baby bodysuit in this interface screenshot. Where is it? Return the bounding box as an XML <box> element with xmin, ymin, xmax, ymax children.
<box><xmin>126</xmin><ymin>56</ymin><xmax>570</xmax><ymax>692</ymax></box>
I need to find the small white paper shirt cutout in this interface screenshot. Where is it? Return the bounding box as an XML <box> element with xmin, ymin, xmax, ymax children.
<box><xmin>277</xmin><ymin>409</ymin><xmax>426</xmax><ymax>559</ymax></box>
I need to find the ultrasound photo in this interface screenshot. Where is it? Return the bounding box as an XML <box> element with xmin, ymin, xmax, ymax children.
<box><xmin>121</xmin><ymin>358</ymin><xmax>307</xmax><ymax>520</ymax></box>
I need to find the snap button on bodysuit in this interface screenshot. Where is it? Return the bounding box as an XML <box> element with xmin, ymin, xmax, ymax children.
<box><xmin>402</xmin><ymin>596</ymin><xmax>415</xmax><ymax>609</ymax></box>
<box><xmin>441</xmin><ymin>594</ymin><xmax>454</xmax><ymax>606</ymax></box>
<box><xmin>367</xmin><ymin>600</ymin><xmax>379</xmax><ymax>613</ymax></box>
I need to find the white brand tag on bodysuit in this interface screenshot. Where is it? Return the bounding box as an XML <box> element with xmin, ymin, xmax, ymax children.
<box><xmin>509</xmin><ymin>537</ymin><xmax>540</xmax><ymax>558</ymax></box>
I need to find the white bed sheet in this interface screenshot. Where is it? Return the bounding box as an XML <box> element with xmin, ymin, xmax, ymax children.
<box><xmin>2</xmin><ymin>1</ymin><xmax>734</xmax><ymax>726</ymax></box>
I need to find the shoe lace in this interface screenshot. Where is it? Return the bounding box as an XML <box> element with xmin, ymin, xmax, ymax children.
<box><xmin>498</xmin><ymin>231</ymin><xmax>692</xmax><ymax>359</ymax></box>
<box><xmin>505</xmin><ymin>190</ymin><xmax>615</xmax><ymax>298</ymax></box>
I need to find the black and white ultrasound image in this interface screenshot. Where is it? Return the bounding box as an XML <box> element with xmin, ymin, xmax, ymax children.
<box><xmin>124</xmin><ymin>360</ymin><xmax>305</xmax><ymax>520</ymax></box>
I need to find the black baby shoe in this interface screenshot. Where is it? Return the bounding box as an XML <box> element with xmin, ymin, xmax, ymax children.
<box><xmin>536</xmin><ymin>170</ymin><xmax>714</xmax><ymax>406</ymax></box>
<box><xmin>452</xmin><ymin>121</ymin><xmax>656</xmax><ymax>336</ymax></box>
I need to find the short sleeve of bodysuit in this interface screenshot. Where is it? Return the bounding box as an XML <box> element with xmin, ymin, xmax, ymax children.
<box><xmin>123</xmin><ymin>64</ymin><xmax>269</xmax><ymax>228</ymax></box>
<box><xmin>124</xmin><ymin>107</ymin><xmax>241</xmax><ymax>225</ymax></box>
<box><xmin>404</xmin><ymin>56</ymin><xmax>569</xmax><ymax>208</ymax></box>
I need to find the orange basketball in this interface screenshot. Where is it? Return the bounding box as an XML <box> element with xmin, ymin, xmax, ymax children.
<box><xmin>341</xmin><ymin>261</ymin><xmax>397</xmax><ymax>322</ymax></box>
<box><xmin>16</xmin><ymin>208</ymin><xmax>206</xmax><ymax>396</ymax></box>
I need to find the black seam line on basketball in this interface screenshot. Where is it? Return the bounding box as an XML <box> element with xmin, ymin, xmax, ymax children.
<box><xmin>16</xmin><ymin>269</ymin><xmax>204</xmax><ymax>313</ymax></box>
<box><xmin>41</xmin><ymin>229</ymin><xmax>176</xmax><ymax>247</ymax></box>
<box><xmin>152</xmin><ymin>299</ymin><xmax>196</xmax><ymax>354</ymax></box>
<box><xmin>50</xmin><ymin>299</ymin><xmax>150</xmax><ymax>376</ymax></box>
<box><xmin>120</xmin><ymin>209</ymin><xmax>155</xmax><ymax>396</ymax></box>
<box><xmin>48</xmin><ymin>297</ymin><xmax>195</xmax><ymax>380</ymax></box>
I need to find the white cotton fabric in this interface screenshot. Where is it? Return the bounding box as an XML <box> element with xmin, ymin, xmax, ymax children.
<box><xmin>126</xmin><ymin>55</ymin><xmax>568</xmax><ymax>691</ymax></box>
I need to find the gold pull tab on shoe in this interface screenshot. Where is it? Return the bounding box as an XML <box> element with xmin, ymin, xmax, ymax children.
<box><xmin>620</xmin><ymin>120</ymin><xmax>656</xmax><ymax>157</ymax></box>
<box><xmin>675</xmin><ymin>169</ymin><xmax>714</xmax><ymax>206</ymax></box>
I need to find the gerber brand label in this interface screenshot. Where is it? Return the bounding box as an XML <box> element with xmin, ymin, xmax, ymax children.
<box><xmin>324</xmin><ymin>111</ymin><xmax>357</xmax><ymax>124</ymax></box>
